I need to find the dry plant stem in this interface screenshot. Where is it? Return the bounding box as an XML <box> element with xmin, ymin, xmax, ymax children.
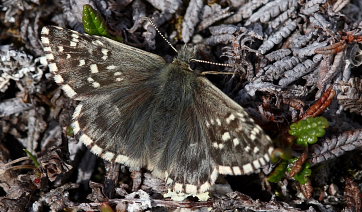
<box><xmin>73</xmin><ymin>199</ymin><xmax>213</xmax><ymax>211</ymax></box>
<box><xmin>1</xmin><ymin>156</ymin><xmax>30</xmax><ymax>167</ymax></box>
<box><xmin>315</xmin><ymin>41</ymin><xmax>347</xmax><ymax>54</ymax></box>
<box><xmin>131</xmin><ymin>170</ymin><xmax>142</xmax><ymax>191</ymax></box>
<box><xmin>201</xmin><ymin>71</ymin><xmax>234</xmax><ymax>75</ymax></box>
<box><xmin>300</xmin><ymin>179</ymin><xmax>313</xmax><ymax>199</ymax></box>
<box><xmin>289</xmin><ymin>148</ymin><xmax>308</xmax><ymax>178</ymax></box>
<box><xmin>4</xmin><ymin>164</ymin><xmax>37</xmax><ymax>171</ymax></box>
<box><xmin>344</xmin><ymin>178</ymin><xmax>362</xmax><ymax>211</ymax></box>
<box><xmin>104</xmin><ymin>163</ymin><xmax>120</xmax><ymax>198</ymax></box>
<box><xmin>300</xmin><ymin>87</ymin><xmax>336</xmax><ymax>120</ymax></box>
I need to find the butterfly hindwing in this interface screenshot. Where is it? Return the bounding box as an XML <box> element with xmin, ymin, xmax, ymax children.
<box><xmin>196</xmin><ymin>78</ymin><xmax>274</xmax><ymax>174</ymax></box>
<box><xmin>151</xmin><ymin>76</ymin><xmax>274</xmax><ymax>194</ymax></box>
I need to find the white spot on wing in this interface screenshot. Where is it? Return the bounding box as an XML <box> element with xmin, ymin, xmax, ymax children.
<box><xmin>92</xmin><ymin>82</ymin><xmax>100</xmax><ymax>88</ymax></box>
<box><xmin>205</xmin><ymin>120</ymin><xmax>210</xmax><ymax>128</ymax></box>
<box><xmin>46</xmin><ymin>54</ymin><xmax>54</xmax><ymax>60</ymax></box>
<box><xmin>61</xmin><ymin>84</ymin><xmax>77</xmax><ymax>98</ymax></box>
<box><xmin>72</xmin><ymin>104</ymin><xmax>83</xmax><ymax>119</ymax></box>
<box><xmin>210</xmin><ymin>119</ymin><xmax>214</xmax><ymax>125</ymax></box>
<box><xmin>66</xmin><ymin>54</ymin><xmax>71</xmax><ymax>59</ymax></box>
<box><xmin>243</xmin><ymin>163</ymin><xmax>253</xmax><ymax>174</ymax></box>
<box><xmin>250</xmin><ymin>134</ymin><xmax>256</xmax><ymax>141</ymax></box>
<box><xmin>222</xmin><ymin>132</ymin><xmax>231</xmax><ymax>141</ymax></box>
<box><xmin>54</xmin><ymin>75</ymin><xmax>64</xmax><ymax>83</ymax></box>
<box><xmin>268</xmin><ymin>147</ymin><xmax>274</xmax><ymax>155</ymax></box>
<box><xmin>253</xmin><ymin>146</ymin><xmax>260</xmax><ymax>153</ymax></box>
<box><xmin>210</xmin><ymin>168</ymin><xmax>218</xmax><ymax>183</ymax></box>
<box><xmin>43</xmin><ymin>47</ymin><xmax>51</xmax><ymax>52</ymax></box>
<box><xmin>114</xmin><ymin>72</ymin><xmax>122</xmax><ymax>76</ymax></box>
<box><xmin>216</xmin><ymin>118</ymin><xmax>221</xmax><ymax>126</ymax></box>
<box><xmin>93</xmin><ymin>40</ymin><xmax>104</xmax><ymax>46</ymax></box>
<box><xmin>41</xmin><ymin>27</ymin><xmax>49</xmax><ymax>35</ymax></box>
<box><xmin>41</xmin><ymin>37</ymin><xmax>49</xmax><ymax>44</ymax></box>
<box><xmin>115</xmin><ymin>154</ymin><xmax>129</xmax><ymax>164</ymax></box>
<box><xmin>166</xmin><ymin>178</ymin><xmax>173</xmax><ymax>185</ymax></box>
<box><xmin>107</xmin><ymin>65</ymin><xmax>117</xmax><ymax>70</ymax></box>
<box><xmin>102</xmin><ymin>151</ymin><xmax>115</xmax><ymax>161</ymax></box>
<box><xmin>90</xmin><ymin>145</ymin><xmax>103</xmax><ymax>155</ymax></box>
<box><xmin>40</xmin><ymin>56</ymin><xmax>47</xmax><ymax>65</ymax></box>
<box><xmin>213</xmin><ymin>142</ymin><xmax>218</xmax><ymax>148</ymax></box>
<box><xmin>87</xmin><ymin>77</ymin><xmax>94</xmax><ymax>83</ymax></box>
<box><xmin>226</xmin><ymin>114</ymin><xmax>236</xmax><ymax>124</ymax></box>
<box><xmin>199</xmin><ymin>182</ymin><xmax>210</xmax><ymax>193</ymax></box>
<box><xmin>174</xmin><ymin>183</ymin><xmax>183</xmax><ymax>192</ymax></box>
<box><xmin>70</xmin><ymin>41</ymin><xmax>77</xmax><ymax>47</ymax></box>
<box><xmin>90</xmin><ymin>64</ymin><xmax>99</xmax><ymax>73</ymax></box>
<box><xmin>79</xmin><ymin>59</ymin><xmax>85</xmax><ymax>66</ymax></box>
<box><xmin>79</xmin><ymin>134</ymin><xmax>93</xmax><ymax>146</ymax></box>
<box><xmin>252</xmin><ymin>127</ymin><xmax>260</xmax><ymax>134</ymax></box>
<box><xmin>233</xmin><ymin>138</ymin><xmax>240</xmax><ymax>146</ymax></box>
<box><xmin>259</xmin><ymin>157</ymin><xmax>266</xmax><ymax>166</ymax></box>
<box><xmin>236</xmin><ymin>112</ymin><xmax>245</xmax><ymax>118</ymax></box>
<box><xmin>71</xmin><ymin>33</ymin><xmax>79</xmax><ymax>39</ymax></box>
<box><xmin>244</xmin><ymin>146</ymin><xmax>251</xmax><ymax>152</ymax></box>
<box><xmin>116</xmin><ymin>77</ymin><xmax>124</xmax><ymax>82</ymax></box>
<box><xmin>102</xmin><ymin>48</ymin><xmax>109</xmax><ymax>55</ymax></box>
<box><xmin>48</xmin><ymin>63</ymin><xmax>58</xmax><ymax>73</ymax></box>
<box><xmin>264</xmin><ymin>154</ymin><xmax>270</xmax><ymax>162</ymax></box>
<box><xmin>57</xmin><ymin>46</ymin><xmax>64</xmax><ymax>52</ymax></box>
<box><xmin>218</xmin><ymin>165</ymin><xmax>233</xmax><ymax>175</ymax></box>
<box><xmin>232</xmin><ymin>166</ymin><xmax>242</xmax><ymax>175</ymax></box>
<box><xmin>185</xmin><ymin>184</ymin><xmax>197</xmax><ymax>194</ymax></box>
<box><xmin>218</xmin><ymin>143</ymin><xmax>224</xmax><ymax>149</ymax></box>
<box><xmin>253</xmin><ymin>159</ymin><xmax>261</xmax><ymax>169</ymax></box>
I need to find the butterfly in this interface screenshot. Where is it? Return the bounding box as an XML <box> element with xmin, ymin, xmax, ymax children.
<box><xmin>40</xmin><ymin>25</ymin><xmax>274</xmax><ymax>194</ymax></box>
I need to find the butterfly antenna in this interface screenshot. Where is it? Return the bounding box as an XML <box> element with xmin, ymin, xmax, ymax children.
<box><xmin>190</xmin><ymin>59</ymin><xmax>234</xmax><ymax>75</ymax></box>
<box><xmin>190</xmin><ymin>59</ymin><xmax>233</xmax><ymax>67</ymax></box>
<box><xmin>142</xmin><ymin>17</ymin><xmax>178</xmax><ymax>54</ymax></box>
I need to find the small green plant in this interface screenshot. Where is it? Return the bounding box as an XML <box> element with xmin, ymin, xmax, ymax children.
<box><xmin>83</xmin><ymin>4</ymin><xmax>111</xmax><ymax>37</ymax></box>
<box><xmin>82</xmin><ymin>4</ymin><xmax>122</xmax><ymax>41</ymax></box>
<box><xmin>268</xmin><ymin>160</ymin><xmax>288</xmax><ymax>183</ymax></box>
<box><xmin>287</xmin><ymin>158</ymin><xmax>312</xmax><ymax>184</ymax></box>
<box><xmin>268</xmin><ymin>117</ymin><xmax>329</xmax><ymax>184</ymax></box>
<box><xmin>289</xmin><ymin>116</ymin><xmax>329</xmax><ymax>146</ymax></box>
<box><xmin>24</xmin><ymin>149</ymin><xmax>40</xmax><ymax>168</ymax></box>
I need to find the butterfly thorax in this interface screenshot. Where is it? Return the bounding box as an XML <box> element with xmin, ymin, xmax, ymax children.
<box><xmin>156</xmin><ymin>60</ymin><xmax>197</xmax><ymax>110</ymax></box>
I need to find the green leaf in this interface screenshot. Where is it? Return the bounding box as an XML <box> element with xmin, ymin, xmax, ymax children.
<box><xmin>287</xmin><ymin>158</ymin><xmax>312</xmax><ymax>184</ymax></box>
<box><xmin>23</xmin><ymin>149</ymin><xmax>40</xmax><ymax>168</ymax></box>
<box><xmin>289</xmin><ymin>116</ymin><xmax>329</xmax><ymax>146</ymax></box>
<box><xmin>268</xmin><ymin>161</ymin><xmax>288</xmax><ymax>183</ymax></box>
<box><xmin>82</xmin><ymin>4</ymin><xmax>111</xmax><ymax>37</ymax></box>
<box><xmin>67</xmin><ymin>125</ymin><xmax>74</xmax><ymax>136</ymax></box>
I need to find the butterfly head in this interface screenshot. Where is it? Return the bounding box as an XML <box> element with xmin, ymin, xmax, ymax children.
<box><xmin>173</xmin><ymin>45</ymin><xmax>197</xmax><ymax>69</ymax></box>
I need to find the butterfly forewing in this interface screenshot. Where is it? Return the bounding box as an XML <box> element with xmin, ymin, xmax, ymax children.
<box><xmin>41</xmin><ymin>26</ymin><xmax>166</xmax><ymax>99</ymax></box>
<box><xmin>41</xmin><ymin>25</ymin><xmax>166</xmax><ymax>168</ymax></box>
